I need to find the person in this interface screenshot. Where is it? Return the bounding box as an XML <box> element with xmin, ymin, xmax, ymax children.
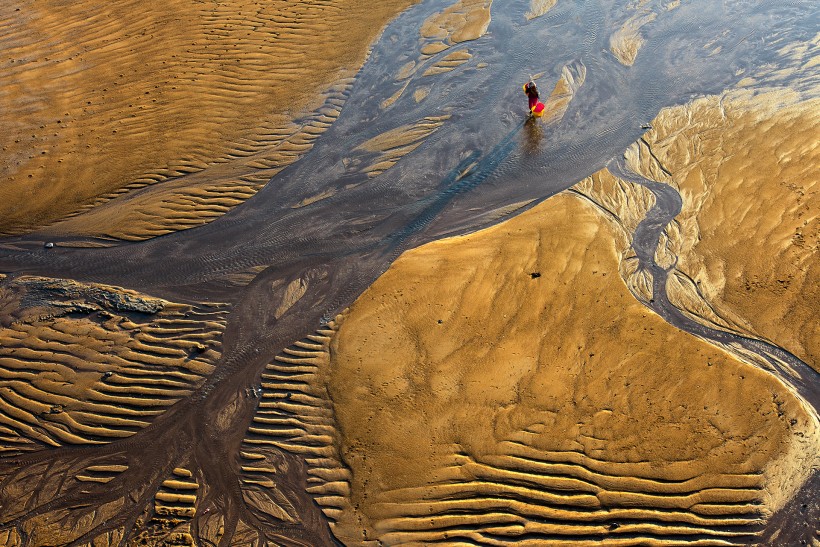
<box><xmin>523</xmin><ymin>81</ymin><xmax>546</xmax><ymax>117</ymax></box>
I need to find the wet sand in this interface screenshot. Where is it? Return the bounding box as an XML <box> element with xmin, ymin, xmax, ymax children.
<box><xmin>0</xmin><ymin>0</ymin><xmax>416</xmax><ymax>238</ymax></box>
<box><xmin>0</xmin><ymin>0</ymin><xmax>817</xmax><ymax>544</ymax></box>
<box><xmin>630</xmin><ymin>91</ymin><xmax>820</xmax><ymax>371</ymax></box>
<box><xmin>327</xmin><ymin>191</ymin><xmax>817</xmax><ymax>545</ymax></box>
<box><xmin>0</xmin><ymin>276</ymin><xmax>226</xmax><ymax>447</ymax></box>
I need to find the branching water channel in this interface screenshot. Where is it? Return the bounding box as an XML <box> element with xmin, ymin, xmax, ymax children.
<box><xmin>608</xmin><ymin>156</ymin><xmax>820</xmax><ymax>544</ymax></box>
<box><xmin>0</xmin><ymin>0</ymin><xmax>817</xmax><ymax>544</ymax></box>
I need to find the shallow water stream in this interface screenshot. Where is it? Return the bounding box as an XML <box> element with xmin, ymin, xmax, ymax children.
<box><xmin>0</xmin><ymin>0</ymin><xmax>817</xmax><ymax>544</ymax></box>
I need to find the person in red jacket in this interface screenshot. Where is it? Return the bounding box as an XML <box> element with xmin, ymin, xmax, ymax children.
<box><xmin>523</xmin><ymin>81</ymin><xmax>546</xmax><ymax>117</ymax></box>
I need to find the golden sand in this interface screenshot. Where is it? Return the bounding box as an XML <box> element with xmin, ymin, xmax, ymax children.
<box><xmin>379</xmin><ymin>0</ymin><xmax>492</xmax><ymax>113</ymax></box>
<box><xmin>525</xmin><ymin>0</ymin><xmax>558</xmax><ymax>20</ymax></box>
<box><xmin>352</xmin><ymin>116</ymin><xmax>450</xmax><ymax>180</ymax></box>
<box><xmin>2</xmin><ymin>1</ymin><xmax>817</xmax><ymax>543</ymax></box>
<box><xmin>0</xmin><ymin>276</ymin><xmax>227</xmax><ymax>448</ymax></box>
<box><xmin>628</xmin><ymin>91</ymin><xmax>820</xmax><ymax>370</ymax></box>
<box><xmin>236</xmin><ymin>322</ymin><xmax>356</xmax><ymax>537</ymax></box>
<box><xmin>0</xmin><ymin>0</ymin><xmax>417</xmax><ymax>237</ymax></box>
<box><xmin>421</xmin><ymin>0</ymin><xmax>493</xmax><ymax>45</ymax></box>
<box><xmin>325</xmin><ymin>192</ymin><xmax>817</xmax><ymax>544</ymax></box>
<box><xmin>540</xmin><ymin>61</ymin><xmax>587</xmax><ymax>124</ymax></box>
<box><xmin>609</xmin><ymin>10</ymin><xmax>657</xmax><ymax>66</ymax></box>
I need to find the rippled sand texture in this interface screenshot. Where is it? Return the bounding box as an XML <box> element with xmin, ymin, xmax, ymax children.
<box><xmin>628</xmin><ymin>91</ymin><xmax>820</xmax><ymax>371</ymax></box>
<box><xmin>325</xmin><ymin>193</ymin><xmax>817</xmax><ymax>545</ymax></box>
<box><xmin>0</xmin><ymin>274</ymin><xmax>228</xmax><ymax>543</ymax></box>
<box><xmin>2</xmin><ymin>0</ymin><xmax>818</xmax><ymax>543</ymax></box>
<box><xmin>0</xmin><ymin>275</ymin><xmax>227</xmax><ymax>450</ymax></box>
<box><xmin>235</xmin><ymin>321</ymin><xmax>360</xmax><ymax>539</ymax></box>
<box><xmin>0</xmin><ymin>0</ymin><xmax>416</xmax><ymax>238</ymax></box>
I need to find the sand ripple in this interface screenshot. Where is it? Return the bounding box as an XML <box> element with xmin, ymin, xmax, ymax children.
<box><xmin>324</xmin><ymin>194</ymin><xmax>815</xmax><ymax>544</ymax></box>
<box><xmin>0</xmin><ymin>276</ymin><xmax>227</xmax><ymax>448</ymax></box>
<box><xmin>0</xmin><ymin>0</ymin><xmax>415</xmax><ymax>236</ymax></box>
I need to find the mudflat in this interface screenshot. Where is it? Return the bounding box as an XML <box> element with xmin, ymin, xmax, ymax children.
<box><xmin>0</xmin><ymin>0</ymin><xmax>417</xmax><ymax>237</ymax></box>
<box><xmin>0</xmin><ymin>0</ymin><xmax>817</xmax><ymax>545</ymax></box>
